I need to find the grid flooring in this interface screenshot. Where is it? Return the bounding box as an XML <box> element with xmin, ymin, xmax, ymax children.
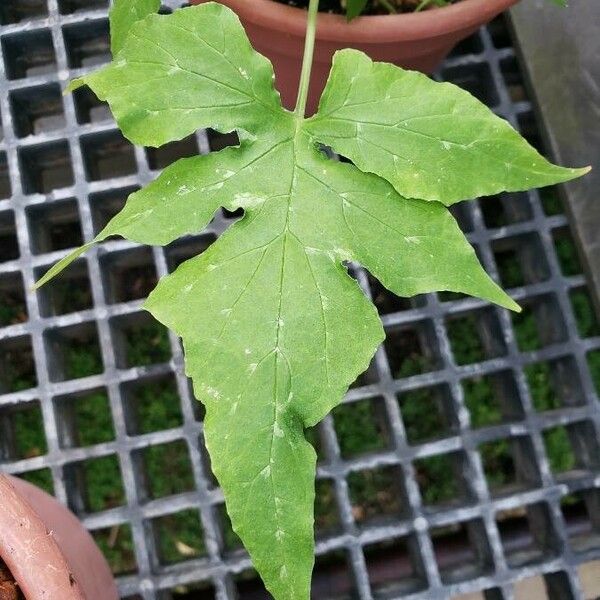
<box><xmin>1</xmin><ymin>2</ymin><xmax>599</xmax><ymax>599</ymax></box>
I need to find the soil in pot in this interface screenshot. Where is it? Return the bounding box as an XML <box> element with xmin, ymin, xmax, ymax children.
<box><xmin>0</xmin><ymin>560</ymin><xmax>24</xmax><ymax>600</ymax></box>
<box><xmin>276</xmin><ymin>0</ymin><xmax>458</xmax><ymax>14</ymax></box>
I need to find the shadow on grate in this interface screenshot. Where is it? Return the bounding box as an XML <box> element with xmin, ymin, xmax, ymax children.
<box><xmin>0</xmin><ymin>5</ymin><xmax>599</xmax><ymax>600</ymax></box>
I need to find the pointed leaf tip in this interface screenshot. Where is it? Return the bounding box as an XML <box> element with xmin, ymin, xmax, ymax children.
<box><xmin>32</xmin><ymin>243</ymin><xmax>95</xmax><ymax>290</ymax></box>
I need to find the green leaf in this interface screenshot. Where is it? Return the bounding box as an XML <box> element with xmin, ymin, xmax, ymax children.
<box><xmin>109</xmin><ymin>0</ymin><xmax>161</xmax><ymax>56</ymax></box>
<box><xmin>346</xmin><ymin>0</ymin><xmax>369</xmax><ymax>20</ymax></box>
<box><xmin>37</xmin><ymin>3</ymin><xmax>588</xmax><ymax>597</ymax></box>
<box><xmin>307</xmin><ymin>49</ymin><xmax>589</xmax><ymax>205</ymax></box>
<box><xmin>67</xmin><ymin>2</ymin><xmax>281</xmax><ymax>147</ymax></box>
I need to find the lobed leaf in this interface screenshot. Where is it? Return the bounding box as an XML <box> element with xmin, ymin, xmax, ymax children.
<box><xmin>307</xmin><ymin>49</ymin><xmax>589</xmax><ymax>205</ymax></box>
<box><xmin>109</xmin><ymin>0</ymin><xmax>161</xmax><ymax>55</ymax></box>
<box><xmin>67</xmin><ymin>3</ymin><xmax>281</xmax><ymax>147</ymax></box>
<box><xmin>38</xmin><ymin>2</ymin><xmax>588</xmax><ymax>597</ymax></box>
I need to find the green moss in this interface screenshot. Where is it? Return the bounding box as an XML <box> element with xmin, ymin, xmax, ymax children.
<box><xmin>142</xmin><ymin>440</ymin><xmax>195</xmax><ymax>499</ymax></box>
<box><xmin>333</xmin><ymin>399</ymin><xmax>388</xmax><ymax>457</ymax></box>
<box><xmin>18</xmin><ymin>469</ymin><xmax>54</xmax><ymax>495</ymax></box>
<box><xmin>348</xmin><ymin>466</ymin><xmax>403</xmax><ymax>523</ymax></box>
<box><xmin>64</xmin><ymin>339</ymin><xmax>103</xmax><ymax>379</ymax></box>
<box><xmin>93</xmin><ymin>525</ymin><xmax>137</xmax><ymax>575</ymax></box>
<box><xmin>153</xmin><ymin>510</ymin><xmax>207</xmax><ymax>564</ymax></box>
<box><xmin>464</xmin><ymin>376</ymin><xmax>502</xmax><ymax>428</ymax></box>
<box><xmin>479</xmin><ymin>439</ymin><xmax>515</xmax><ymax>489</ymax></box>
<box><xmin>414</xmin><ymin>454</ymin><xmax>460</xmax><ymax>505</ymax></box>
<box><xmin>554</xmin><ymin>231</ymin><xmax>583</xmax><ymax>276</ymax></box>
<box><xmin>12</xmin><ymin>404</ymin><xmax>47</xmax><ymax>459</ymax></box>
<box><xmin>400</xmin><ymin>386</ymin><xmax>447</xmax><ymax>444</ymax></box>
<box><xmin>570</xmin><ymin>288</ymin><xmax>600</xmax><ymax>338</ymax></box>
<box><xmin>131</xmin><ymin>379</ymin><xmax>182</xmax><ymax>434</ymax></box>
<box><xmin>83</xmin><ymin>455</ymin><xmax>125</xmax><ymax>512</ymax></box>
<box><xmin>447</xmin><ymin>315</ymin><xmax>486</xmax><ymax>365</ymax></box>
<box><xmin>73</xmin><ymin>391</ymin><xmax>115</xmax><ymax>446</ymax></box>
<box><xmin>125</xmin><ymin>320</ymin><xmax>171</xmax><ymax>366</ymax></box>
<box><xmin>525</xmin><ymin>362</ymin><xmax>560</xmax><ymax>412</ymax></box>
<box><xmin>513</xmin><ymin>308</ymin><xmax>541</xmax><ymax>352</ymax></box>
<box><xmin>543</xmin><ymin>426</ymin><xmax>575</xmax><ymax>474</ymax></box>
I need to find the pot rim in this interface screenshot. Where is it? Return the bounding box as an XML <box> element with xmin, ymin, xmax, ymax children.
<box><xmin>0</xmin><ymin>474</ymin><xmax>86</xmax><ymax>600</ymax></box>
<box><xmin>208</xmin><ymin>0</ymin><xmax>520</xmax><ymax>42</ymax></box>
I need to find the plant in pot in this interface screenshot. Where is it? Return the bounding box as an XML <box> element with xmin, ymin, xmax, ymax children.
<box><xmin>191</xmin><ymin>0</ymin><xmax>566</xmax><ymax>112</ymax></box>
<box><xmin>36</xmin><ymin>0</ymin><xmax>588</xmax><ymax>597</ymax></box>
<box><xmin>0</xmin><ymin>474</ymin><xmax>118</xmax><ymax>600</ymax></box>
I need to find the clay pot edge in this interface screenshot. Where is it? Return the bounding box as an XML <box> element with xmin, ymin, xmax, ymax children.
<box><xmin>208</xmin><ymin>0</ymin><xmax>521</xmax><ymax>42</ymax></box>
<box><xmin>0</xmin><ymin>474</ymin><xmax>86</xmax><ymax>600</ymax></box>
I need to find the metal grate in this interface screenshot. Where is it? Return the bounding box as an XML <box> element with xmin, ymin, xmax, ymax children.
<box><xmin>1</xmin><ymin>2</ymin><xmax>599</xmax><ymax>599</ymax></box>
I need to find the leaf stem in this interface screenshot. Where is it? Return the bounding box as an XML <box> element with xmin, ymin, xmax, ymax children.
<box><xmin>294</xmin><ymin>0</ymin><xmax>320</xmax><ymax>118</ymax></box>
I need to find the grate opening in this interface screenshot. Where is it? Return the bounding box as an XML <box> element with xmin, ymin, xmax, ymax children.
<box><xmin>17</xmin><ymin>468</ymin><xmax>54</xmax><ymax>494</ymax></box>
<box><xmin>312</xmin><ymin>550</ymin><xmax>358</xmax><ymax>600</ymax></box>
<box><xmin>525</xmin><ymin>356</ymin><xmax>586</xmax><ymax>411</ymax></box>
<box><xmin>0</xmin><ymin>0</ymin><xmax>48</xmax><ymax>25</ymax></box>
<box><xmin>399</xmin><ymin>383</ymin><xmax>456</xmax><ymax>444</ymax></box>
<box><xmin>0</xmin><ymin>399</ymin><xmax>47</xmax><ymax>461</ymax></box>
<box><xmin>101</xmin><ymin>246</ymin><xmax>158</xmax><ymax>304</ymax></box>
<box><xmin>110</xmin><ymin>312</ymin><xmax>171</xmax><ymax>369</ymax></box>
<box><xmin>62</xmin><ymin>19</ymin><xmax>110</xmax><ymax>69</ymax></box>
<box><xmin>511</xmin><ymin>294</ymin><xmax>567</xmax><ymax>352</ymax></box>
<box><xmin>91</xmin><ymin>524</ymin><xmax>138</xmax><ymax>576</ymax></box>
<box><xmin>54</xmin><ymin>387</ymin><xmax>115</xmax><ymax>448</ymax></box>
<box><xmin>0</xmin><ymin>271</ymin><xmax>27</xmax><ymax>327</ymax></box>
<box><xmin>27</xmin><ymin>198</ymin><xmax>82</xmax><ymax>254</ymax></box>
<box><xmin>1</xmin><ymin>29</ymin><xmax>56</xmax><ymax>80</ymax></box>
<box><xmin>364</xmin><ymin>534</ymin><xmax>427</xmax><ymax>597</ymax></box>
<box><xmin>44</xmin><ymin>321</ymin><xmax>103</xmax><ymax>382</ymax></box>
<box><xmin>314</xmin><ymin>478</ymin><xmax>341</xmax><ymax>539</ymax></box>
<box><xmin>430</xmin><ymin>519</ymin><xmax>494</xmax><ymax>584</ymax></box>
<box><xmin>121</xmin><ymin>374</ymin><xmax>183</xmax><ymax>436</ymax></box>
<box><xmin>35</xmin><ymin>258</ymin><xmax>93</xmax><ymax>316</ymax></box>
<box><xmin>480</xmin><ymin>192</ymin><xmax>532</xmax><ymax>228</ymax></box>
<box><xmin>415</xmin><ymin>450</ymin><xmax>473</xmax><ymax>508</ymax></box>
<box><xmin>149</xmin><ymin>508</ymin><xmax>208</xmax><ymax>567</ymax></box>
<box><xmin>0</xmin><ymin>153</ymin><xmax>11</xmax><ymax>199</ymax></box>
<box><xmin>500</xmin><ymin>56</ymin><xmax>527</xmax><ymax>103</ymax></box>
<box><xmin>463</xmin><ymin>370</ymin><xmax>524</xmax><ymax>428</ymax></box>
<box><xmin>348</xmin><ymin>464</ymin><xmax>407</xmax><ymax>526</ymax></box>
<box><xmin>89</xmin><ymin>186</ymin><xmax>138</xmax><ymax>235</ymax></box>
<box><xmin>65</xmin><ymin>453</ymin><xmax>126</xmax><ymax>514</ymax></box>
<box><xmin>553</xmin><ymin>226</ymin><xmax>585</xmax><ymax>277</ymax></box>
<box><xmin>561</xmin><ymin>489</ymin><xmax>600</xmax><ymax>554</ymax></box>
<box><xmin>441</xmin><ymin>62</ymin><xmax>499</xmax><ymax>107</ymax></box>
<box><xmin>492</xmin><ymin>232</ymin><xmax>551</xmax><ymax>287</ymax></box>
<box><xmin>332</xmin><ymin>396</ymin><xmax>392</xmax><ymax>458</ymax></box>
<box><xmin>447</xmin><ymin>308</ymin><xmax>507</xmax><ymax>366</ymax></box>
<box><xmin>133</xmin><ymin>439</ymin><xmax>195</xmax><ymax>501</ymax></box>
<box><xmin>10</xmin><ymin>83</ymin><xmax>66</xmax><ymax>138</ymax></box>
<box><xmin>368</xmin><ymin>273</ymin><xmax>426</xmax><ymax>315</ymax></box>
<box><xmin>81</xmin><ymin>130</ymin><xmax>137</xmax><ymax>181</ymax></box>
<box><xmin>0</xmin><ymin>335</ymin><xmax>37</xmax><ymax>393</ymax></box>
<box><xmin>497</xmin><ymin>502</ymin><xmax>561</xmax><ymax>568</ymax></box>
<box><xmin>384</xmin><ymin>321</ymin><xmax>442</xmax><ymax>379</ymax></box>
<box><xmin>0</xmin><ymin>210</ymin><xmax>19</xmax><ymax>263</ymax></box>
<box><xmin>19</xmin><ymin>140</ymin><xmax>74</xmax><ymax>194</ymax></box>
<box><xmin>569</xmin><ymin>286</ymin><xmax>600</xmax><ymax>338</ymax></box>
<box><xmin>72</xmin><ymin>85</ymin><xmax>112</xmax><ymax>124</ymax></box>
<box><xmin>479</xmin><ymin>435</ymin><xmax>541</xmax><ymax>496</ymax></box>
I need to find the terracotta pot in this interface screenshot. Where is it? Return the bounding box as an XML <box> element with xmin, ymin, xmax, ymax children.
<box><xmin>0</xmin><ymin>474</ymin><xmax>118</xmax><ymax>600</ymax></box>
<box><xmin>193</xmin><ymin>0</ymin><xmax>519</xmax><ymax>113</ymax></box>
